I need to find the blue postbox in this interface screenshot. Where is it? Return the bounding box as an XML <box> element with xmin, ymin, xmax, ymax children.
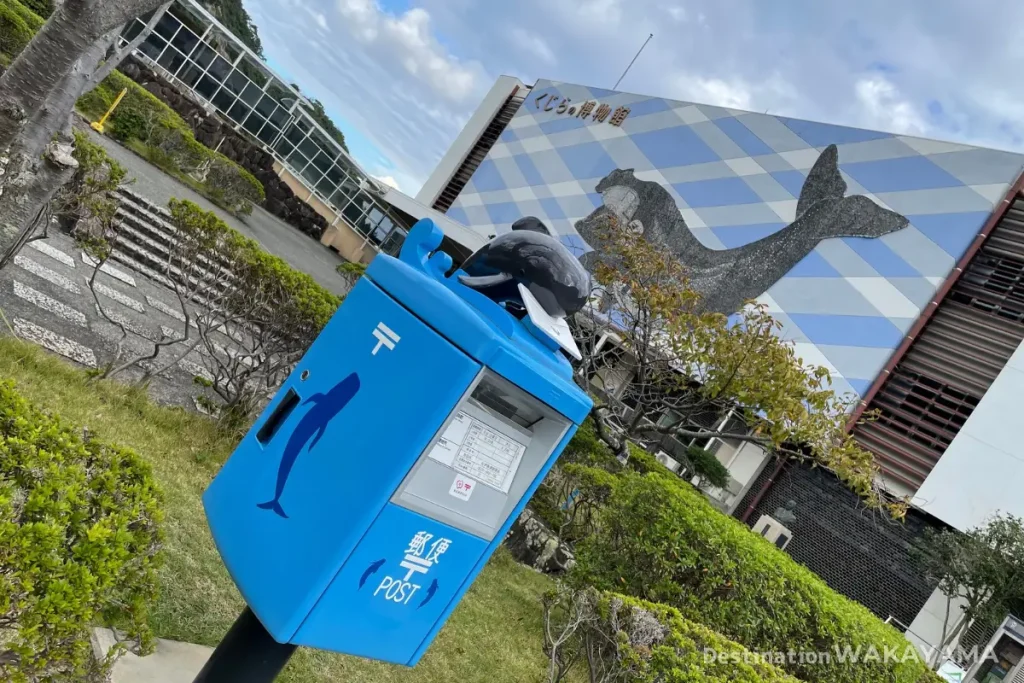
<box><xmin>202</xmin><ymin>218</ymin><xmax>592</xmax><ymax>666</ymax></box>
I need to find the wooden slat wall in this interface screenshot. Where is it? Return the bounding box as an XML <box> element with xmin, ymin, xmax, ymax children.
<box><xmin>854</xmin><ymin>196</ymin><xmax>1024</xmax><ymax>490</ymax></box>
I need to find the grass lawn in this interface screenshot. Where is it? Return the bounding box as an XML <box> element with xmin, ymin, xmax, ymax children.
<box><xmin>0</xmin><ymin>337</ymin><xmax>556</xmax><ymax>682</ymax></box>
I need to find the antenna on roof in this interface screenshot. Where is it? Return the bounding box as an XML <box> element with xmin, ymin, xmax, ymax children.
<box><xmin>613</xmin><ymin>33</ymin><xmax>653</xmax><ymax>91</ymax></box>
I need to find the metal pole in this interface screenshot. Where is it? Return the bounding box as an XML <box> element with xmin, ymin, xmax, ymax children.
<box><xmin>613</xmin><ymin>33</ymin><xmax>653</xmax><ymax>90</ymax></box>
<box><xmin>192</xmin><ymin>607</ymin><xmax>297</xmax><ymax>683</ymax></box>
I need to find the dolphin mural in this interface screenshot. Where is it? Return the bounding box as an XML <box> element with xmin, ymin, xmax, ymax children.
<box><xmin>257</xmin><ymin>371</ymin><xmax>361</xmax><ymax>518</ymax></box>
<box><xmin>573</xmin><ymin>144</ymin><xmax>910</xmax><ymax>314</ymax></box>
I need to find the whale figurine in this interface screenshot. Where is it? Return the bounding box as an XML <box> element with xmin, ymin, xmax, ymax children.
<box><xmin>257</xmin><ymin>371</ymin><xmax>361</xmax><ymax>518</ymax></box>
<box><xmin>458</xmin><ymin>216</ymin><xmax>592</xmax><ymax>317</ymax></box>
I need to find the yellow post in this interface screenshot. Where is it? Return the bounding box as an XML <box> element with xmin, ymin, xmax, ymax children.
<box><xmin>90</xmin><ymin>88</ymin><xmax>128</xmax><ymax>134</ymax></box>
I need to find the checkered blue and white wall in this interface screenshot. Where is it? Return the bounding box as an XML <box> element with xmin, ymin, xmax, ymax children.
<box><xmin>445</xmin><ymin>79</ymin><xmax>1024</xmax><ymax>399</ymax></box>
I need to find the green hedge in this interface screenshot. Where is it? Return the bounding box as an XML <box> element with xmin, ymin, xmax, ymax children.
<box><xmin>168</xmin><ymin>198</ymin><xmax>340</xmax><ymax>329</ymax></box>
<box><xmin>0</xmin><ymin>0</ymin><xmax>41</xmax><ymax>62</ymax></box>
<box><xmin>570</xmin><ymin>468</ymin><xmax>940</xmax><ymax>683</ymax></box>
<box><xmin>595</xmin><ymin>591</ymin><xmax>800</xmax><ymax>683</ymax></box>
<box><xmin>77</xmin><ymin>71</ymin><xmax>265</xmax><ymax>214</ymax></box>
<box><xmin>0</xmin><ymin>380</ymin><xmax>163</xmax><ymax>681</ymax></box>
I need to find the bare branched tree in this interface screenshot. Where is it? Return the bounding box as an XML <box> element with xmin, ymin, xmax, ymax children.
<box><xmin>571</xmin><ymin>214</ymin><xmax>895</xmax><ymax>513</ymax></box>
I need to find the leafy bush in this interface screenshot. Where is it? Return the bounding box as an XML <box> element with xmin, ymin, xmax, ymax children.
<box><xmin>0</xmin><ymin>0</ymin><xmax>41</xmax><ymax>60</ymax></box>
<box><xmin>78</xmin><ymin>71</ymin><xmax>265</xmax><ymax>214</ymax></box>
<box><xmin>0</xmin><ymin>380</ymin><xmax>163</xmax><ymax>681</ymax></box>
<box><xmin>570</xmin><ymin>470</ymin><xmax>938</xmax><ymax>683</ymax></box>
<box><xmin>684</xmin><ymin>444</ymin><xmax>731</xmax><ymax>488</ymax></box>
<box><xmin>542</xmin><ymin>585</ymin><xmax>799</xmax><ymax>683</ymax></box>
<box><xmin>59</xmin><ymin>130</ymin><xmax>128</xmax><ymax>237</ymax></box>
<box><xmin>166</xmin><ymin>199</ymin><xmax>339</xmax><ymax>424</ymax></box>
<box><xmin>15</xmin><ymin>0</ymin><xmax>47</xmax><ymax>19</ymax></box>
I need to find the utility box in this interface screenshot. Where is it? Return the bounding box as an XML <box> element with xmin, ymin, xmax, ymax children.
<box><xmin>202</xmin><ymin>219</ymin><xmax>591</xmax><ymax>666</ymax></box>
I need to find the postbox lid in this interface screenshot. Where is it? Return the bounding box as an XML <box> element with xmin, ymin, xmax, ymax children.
<box><xmin>366</xmin><ymin>220</ymin><xmax>592</xmax><ymax>423</ymax></box>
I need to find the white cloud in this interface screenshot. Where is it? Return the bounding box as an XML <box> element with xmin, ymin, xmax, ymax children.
<box><xmin>666</xmin><ymin>5</ymin><xmax>686</xmax><ymax>21</ymax></box>
<box><xmin>373</xmin><ymin>175</ymin><xmax>401</xmax><ymax>190</ymax></box>
<box><xmin>510</xmin><ymin>27</ymin><xmax>556</xmax><ymax>65</ymax></box>
<box><xmin>314</xmin><ymin>12</ymin><xmax>327</xmax><ymax>30</ymax></box>
<box><xmin>251</xmin><ymin>0</ymin><xmax>1024</xmax><ymax>199</ymax></box>
<box><xmin>682</xmin><ymin>77</ymin><xmax>752</xmax><ymax>110</ymax></box>
<box><xmin>335</xmin><ymin>0</ymin><xmax>484</xmax><ymax>102</ymax></box>
<box><xmin>854</xmin><ymin>76</ymin><xmax>930</xmax><ymax>136</ymax></box>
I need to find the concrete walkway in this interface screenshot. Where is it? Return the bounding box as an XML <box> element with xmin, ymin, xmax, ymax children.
<box><xmin>84</xmin><ymin>128</ymin><xmax>348</xmax><ymax>296</ymax></box>
<box><xmin>93</xmin><ymin>628</ymin><xmax>213</xmax><ymax>682</ymax></box>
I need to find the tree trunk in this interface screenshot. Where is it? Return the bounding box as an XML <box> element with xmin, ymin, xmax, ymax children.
<box><xmin>88</xmin><ymin>2</ymin><xmax>171</xmax><ymax>89</ymax></box>
<box><xmin>0</xmin><ymin>136</ymin><xmax>78</xmax><ymax>266</ymax></box>
<box><xmin>0</xmin><ymin>0</ymin><xmax>165</xmax><ymax>265</ymax></box>
<box><xmin>0</xmin><ymin>29</ymin><xmax>114</xmax><ymax>266</ymax></box>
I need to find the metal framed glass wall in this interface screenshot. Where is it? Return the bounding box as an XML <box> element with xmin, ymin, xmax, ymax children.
<box><xmin>120</xmin><ymin>0</ymin><xmax>407</xmax><ymax>255</ymax></box>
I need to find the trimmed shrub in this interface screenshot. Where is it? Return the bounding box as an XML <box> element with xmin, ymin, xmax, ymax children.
<box><xmin>570</xmin><ymin>470</ymin><xmax>939</xmax><ymax>683</ymax></box>
<box><xmin>542</xmin><ymin>586</ymin><xmax>799</xmax><ymax>683</ymax></box>
<box><xmin>0</xmin><ymin>380</ymin><xmax>163</xmax><ymax>681</ymax></box>
<box><xmin>77</xmin><ymin>71</ymin><xmax>265</xmax><ymax>214</ymax></box>
<box><xmin>15</xmin><ymin>0</ymin><xmax>47</xmax><ymax>19</ymax></box>
<box><xmin>0</xmin><ymin>0</ymin><xmax>41</xmax><ymax>60</ymax></box>
<box><xmin>166</xmin><ymin>199</ymin><xmax>339</xmax><ymax>423</ymax></box>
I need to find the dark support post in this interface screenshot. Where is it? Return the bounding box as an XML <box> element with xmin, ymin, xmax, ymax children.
<box><xmin>192</xmin><ymin>607</ymin><xmax>297</xmax><ymax>683</ymax></box>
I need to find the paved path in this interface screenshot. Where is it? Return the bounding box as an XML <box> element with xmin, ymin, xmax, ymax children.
<box><xmin>85</xmin><ymin>129</ymin><xmax>348</xmax><ymax>296</ymax></box>
<box><xmin>0</xmin><ymin>229</ymin><xmax>229</xmax><ymax>409</ymax></box>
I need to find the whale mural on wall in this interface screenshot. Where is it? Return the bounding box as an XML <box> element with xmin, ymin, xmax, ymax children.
<box><xmin>574</xmin><ymin>144</ymin><xmax>910</xmax><ymax>314</ymax></box>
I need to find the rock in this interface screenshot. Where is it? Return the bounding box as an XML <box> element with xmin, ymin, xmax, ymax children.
<box><xmin>504</xmin><ymin>509</ymin><xmax>575</xmax><ymax>574</ymax></box>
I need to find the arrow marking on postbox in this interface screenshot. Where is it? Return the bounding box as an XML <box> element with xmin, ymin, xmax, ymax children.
<box><xmin>359</xmin><ymin>558</ymin><xmax>386</xmax><ymax>588</ymax></box>
<box><xmin>372</xmin><ymin>322</ymin><xmax>400</xmax><ymax>355</ymax></box>
<box><xmin>418</xmin><ymin>579</ymin><xmax>438</xmax><ymax>609</ymax></box>
<box><xmin>256</xmin><ymin>372</ymin><xmax>361</xmax><ymax>518</ymax></box>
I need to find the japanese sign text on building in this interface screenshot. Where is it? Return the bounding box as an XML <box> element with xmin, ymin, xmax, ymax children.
<box><xmin>534</xmin><ymin>93</ymin><xmax>630</xmax><ymax>126</ymax></box>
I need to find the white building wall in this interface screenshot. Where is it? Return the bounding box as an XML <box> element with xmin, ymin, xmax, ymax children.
<box><xmin>906</xmin><ymin>587</ymin><xmax>971</xmax><ymax>666</ymax></box>
<box><xmin>415</xmin><ymin>76</ymin><xmax>527</xmax><ymax>208</ymax></box>
<box><xmin>915</xmin><ymin>340</ymin><xmax>1024</xmax><ymax>532</ymax></box>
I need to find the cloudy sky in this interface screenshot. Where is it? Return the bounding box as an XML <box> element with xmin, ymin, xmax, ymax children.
<box><xmin>244</xmin><ymin>0</ymin><xmax>1024</xmax><ymax>196</ymax></box>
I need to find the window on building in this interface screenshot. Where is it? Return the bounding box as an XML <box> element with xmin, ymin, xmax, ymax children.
<box><xmin>273</xmin><ymin>138</ymin><xmax>294</xmax><ymax>158</ymax></box>
<box><xmin>240</xmin><ymin>82</ymin><xmax>263</xmax><ymax>107</ymax></box>
<box><xmin>157</xmin><ymin>46</ymin><xmax>185</xmax><ymax>75</ymax></box>
<box><xmin>212</xmin><ymin>87</ymin><xmax>235</xmax><ymax>114</ymax></box>
<box><xmin>240</xmin><ymin>56</ymin><xmax>267</xmax><ymax>88</ymax></box>
<box><xmin>122</xmin><ymin>17</ymin><xmax>146</xmax><ymax>43</ymax></box>
<box><xmin>139</xmin><ymin>34</ymin><xmax>166</xmax><ymax>61</ymax></box>
<box><xmin>268</xmin><ymin>105</ymin><xmax>289</xmax><ymax>129</ymax></box>
<box><xmin>243</xmin><ymin>111</ymin><xmax>267</xmax><ymax>137</ymax></box>
<box><xmin>195</xmin><ymin>74</ymin><xmax>219</xmax><ymax>100</ymax></box>
<box><xmin>191</xmin><ymin>44</ymin><xmax>215</xmax><ymax>69</ymax></box>
<box><xmin>170</xmin><ymin>25</ymin><xmax>198</xmax><ymax>56</ymax></box>
<box><xmin>379</xmin><ymin>228</ymin><xmax>407</xmax><ymax>256</ymax></box>
<box><xmin>177</xmin><ymin>61</ymin><xmax>203</xmax><ymax>88</ymax></box>
<box><xmin>265</xmin><ymin>79</ymin><xmax>293</xmax><ymax>108</ymax></box>
<box><xmin>153</xmin><ymin>13</ymin><xmax>180</xmax><ymax>40</ymax></box>
<box><xmin>207</xmin><ymin>55</ymin><xmax>231</xmax><ymax>82</ymax></box>
<box><xmin>222</xmin><ymin>69</ymin><xmax>249</xmax><ymax>97</ymax></box>
<box><xmin>227</xmin><ymin>100</ymin><xmax>251</xmax><ymax>125</ymax></box>
<box><xmin>343</xmin><ymin>193</ymin><xmax>372</xmax><ymax>227</ymax></box>
<box><xmin>311</xmin><ymin>150</ymin><xmax>333</xmax><ymax>175</ymax></box>
<box><xmin>256</xmin><ymin>122</ymin><xmax>279</xmax><ymax>146</ymax></box>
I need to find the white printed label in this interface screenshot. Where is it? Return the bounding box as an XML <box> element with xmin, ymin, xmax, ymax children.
<box><xmin>425</xmin><ymin>412</ymin><xmax>471</xmax><ymax>466</ymax></box>
<box><xmin>427</xmin><ymin>410</ymin><xmax>528</xmax><ymax>493</ymax></box>
<box><xmin>449</xmin><ymin>475</ymin><xmax>476</xmax><ymax>501</ymax></box>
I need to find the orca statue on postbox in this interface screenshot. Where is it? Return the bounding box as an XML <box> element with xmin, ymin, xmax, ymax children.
<box><xmin>202</xmin><ymin>217</ymin><xmax>592</xmax><ymax>666</ymax></box>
